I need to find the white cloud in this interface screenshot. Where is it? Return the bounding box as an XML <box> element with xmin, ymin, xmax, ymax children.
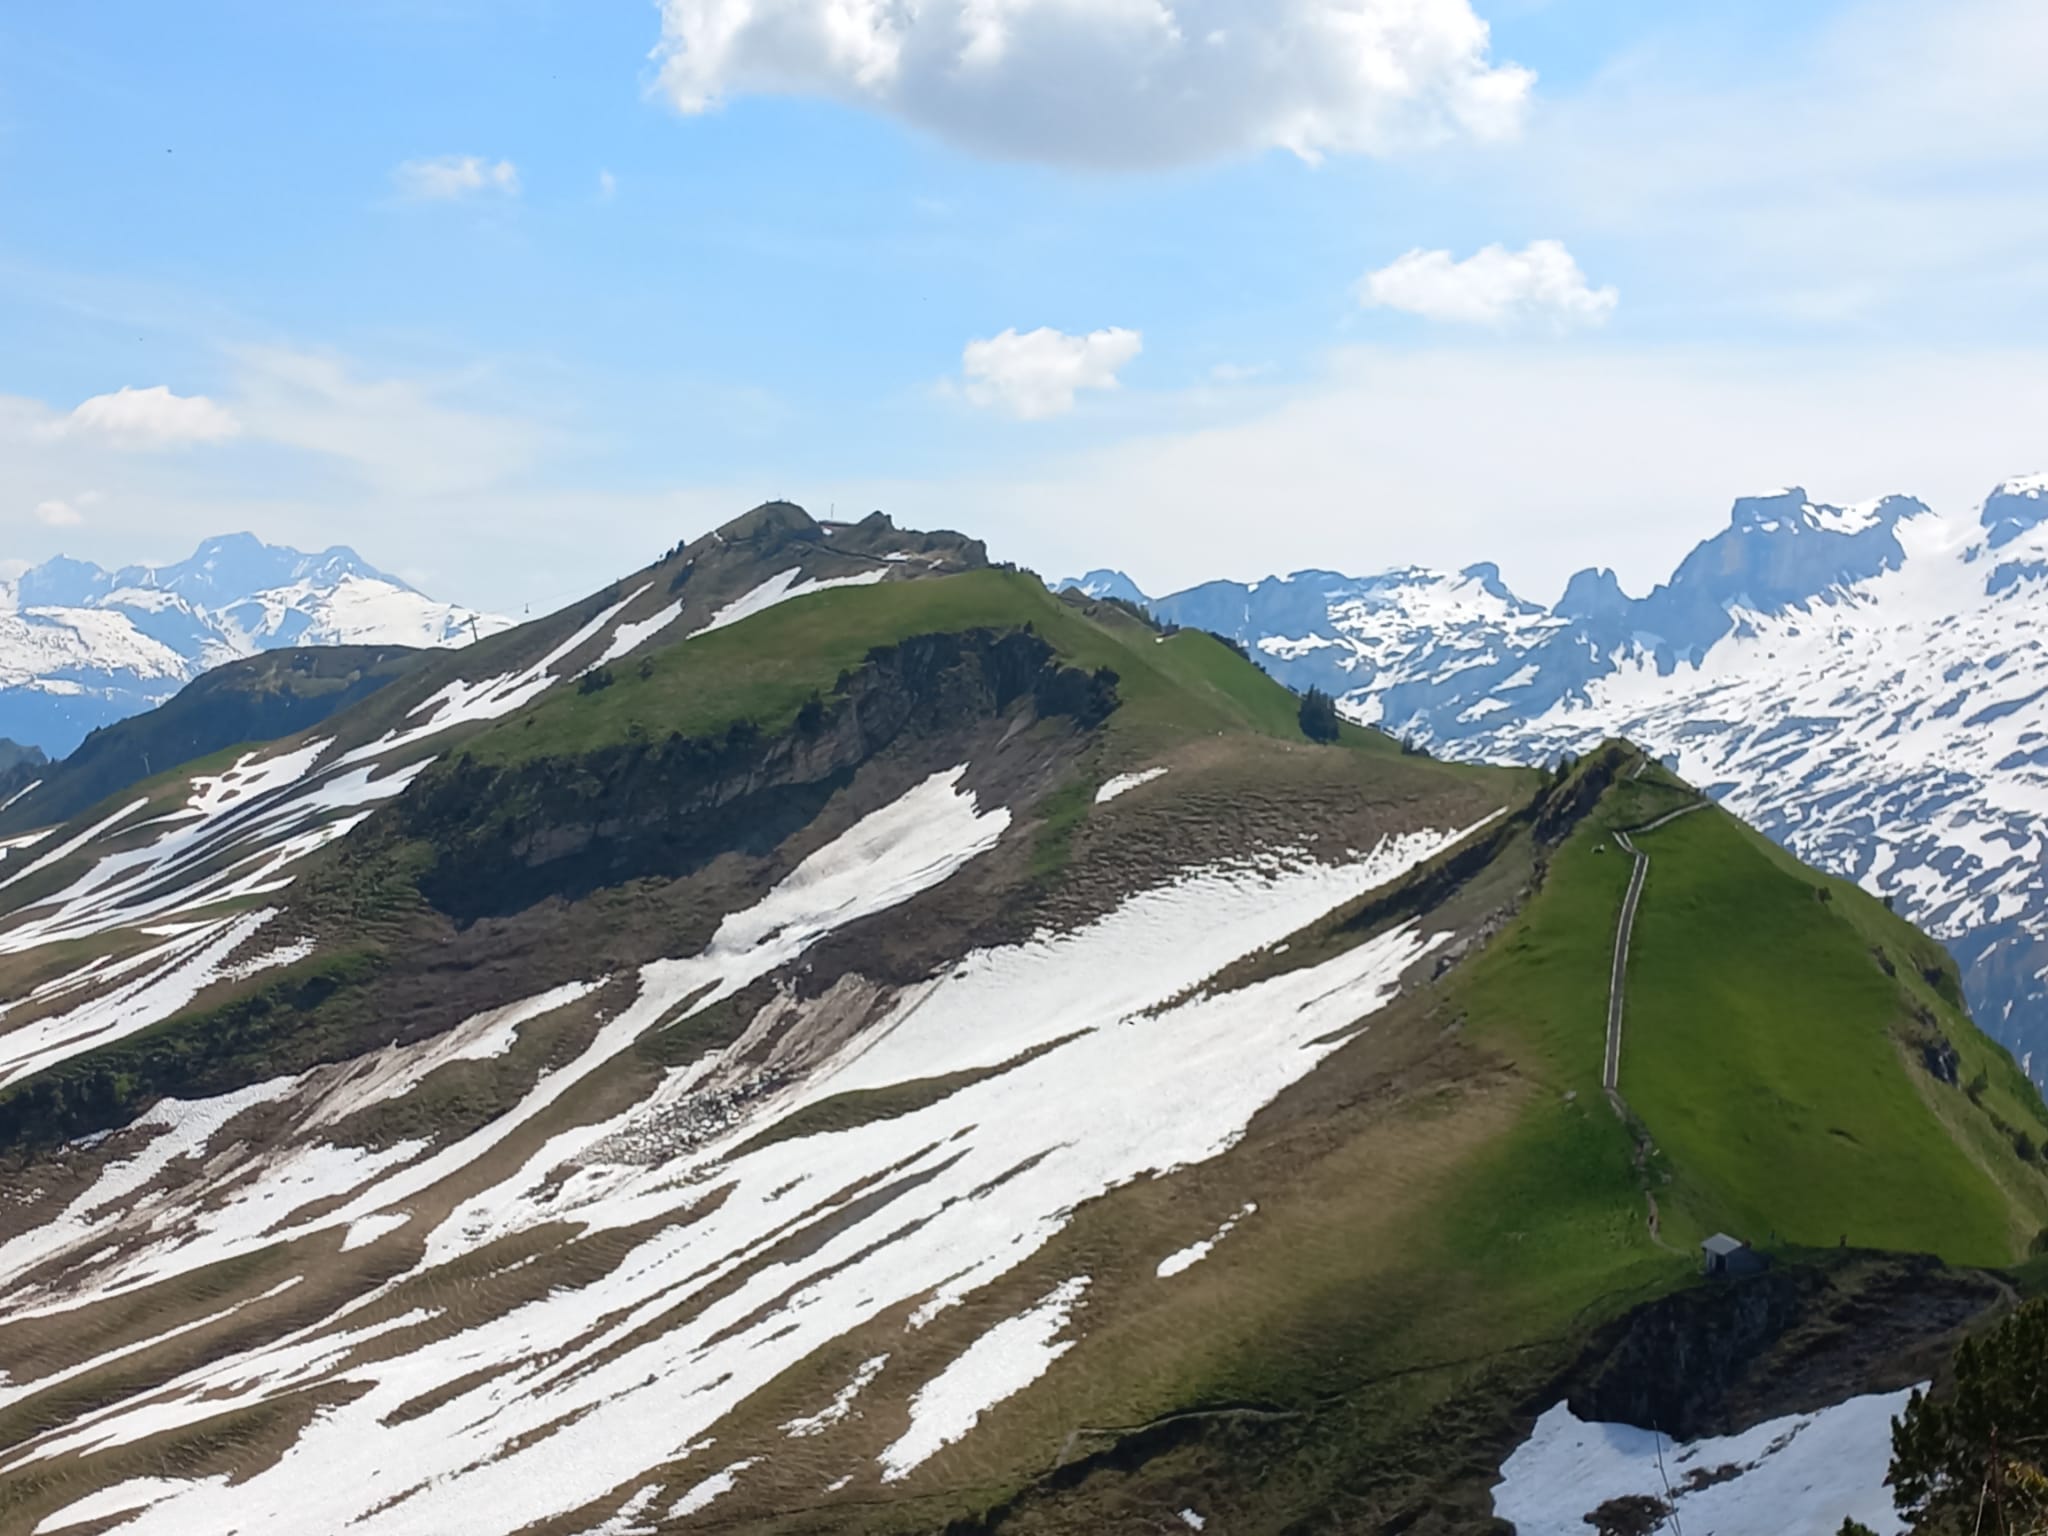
<box><xmin>961</xmin><ymin>327</ymin><xmax>1143</xmax><ymax>419</ymax></box>
<box><xmin>42</xmin><ymin>385</ymin><xmax>242</xmax><ymax>449</ymax></box>
<box><xmin>1360</xmin><ymin>240</ymin><xmax>1617</xmax><ymax>329</ymax></box>
<box><xmin>650</xmin><ymin>0</ymin><xmax>1533</xmax><ymax>168</ymax></box>
<box><xmin>33</xmin><ymin>499</ymin><xmax>84</xmax><ymax>528</ymax></box>
<box><xmin>393</xmin><ymin>155</ymin><xmax>521</xmax><ymax>201</ymax></box>
<box><xmin>598</xmin><ymin>169</ymin><xmax>618</xmax><ymax>200</ymax></box>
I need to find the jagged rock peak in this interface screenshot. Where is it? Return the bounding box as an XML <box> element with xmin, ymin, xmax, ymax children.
<box><xmin>1982</xmin><ymin>474</ymin><xmax>2048</xmax><ymax>550</ymax></box>
<box><xmin>1555</xmin><ymin>566</ymin><xmax>1631</xmax><ymax>623</ymax></box>
<box><xmin>1727</xmin><ymin>488</ymin><xmax>1924</xmax><ymax>538</ymax></box>
<box><xmin>1458</xmin><ymin>561</ymin><xmax>1518</xmax><ymax>602</ymax></box>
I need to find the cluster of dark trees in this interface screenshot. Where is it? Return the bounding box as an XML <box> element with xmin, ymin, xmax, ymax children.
<box><xmin>1299</xmin><ymin>685</ymin><xmax>1342</xmax><ymax>743</ymax></box>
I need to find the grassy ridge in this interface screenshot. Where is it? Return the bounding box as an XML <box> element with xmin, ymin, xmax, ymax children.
<box><xmin>459</xmin><ymin>570</ymin><xmax>1352</xmax><ymax>768</ymax></box>
<box><xmin>1624</xmin><ymin>805</ymin><xmax>2048</xmax><ymax>1263</ymax></box>
<box><xmin>1433</xmin><ymin>754</ymin><xmax>2048</xmax><ymax>1270</ymax></box>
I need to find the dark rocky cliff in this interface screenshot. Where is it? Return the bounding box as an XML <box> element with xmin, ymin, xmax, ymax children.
<box><xmin>395</xmin><ymin>627</ymin><xmax>1117</xmax><ymax>920</ymax></box>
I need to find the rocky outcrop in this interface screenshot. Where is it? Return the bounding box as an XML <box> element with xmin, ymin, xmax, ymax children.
<box><xmin>1565</xmin><ymin>1251</ymin><xmax>2005</xmax><ymax>1442</ymax></box>
<box><xmin>396</xmin><ymin>627</ymin><xmax>1117</xmax><ymax>920</ymax></box>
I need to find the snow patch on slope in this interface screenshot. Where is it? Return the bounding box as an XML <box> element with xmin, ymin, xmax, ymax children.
<box><xmin>1494</xmin><ymin>1390</ymin><xmax>1916</xmax><ymax>1536</ymax></box>
<box><xmin>881</xmin><ymin>1277</ymin><xmax>1090</xmax><ymax>1481</ymax></box>
<box><xmin>15</xmin><ymin>807</ymin><xmax>1485</xmax><ymax>1535</ymax></box>
<box><xmin>1096</xmin><ymin>767</ymin><xmax>1168</xmax><ymax>804</ymax></box>
<box><xmin>1156</xmin><ymin>1202</ymin><xmax>1257</xmax><ymax>1279</ymax></box>
<box><xmin>691</xmin><ymin>567</ymin><xmax>889</xmax><ymax>636</ymax></box>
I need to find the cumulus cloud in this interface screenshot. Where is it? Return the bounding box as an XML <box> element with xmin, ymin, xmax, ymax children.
<box><xmin>961</xmin><ymin>327</ymin><xmax>1143</xmax><ymax>419</ymax></box>
<box><xmin>44</xmin><ymin>385</ymin><xmax>242</xmax><ymax>449</ymax></box>
<box><xmin>393</xmin><ymin>155</ymin><xmax>522</xmax><ymax>201</ymax></box>
<box><xmin>650</xmin><ymin>0</ymin><xmax>1532</xmax><ymax>168</ymax></box>
<box><xmin>1359</xmin><ymin>240</ymin><xmax>1618</xmax><ymax>329</ymax></box>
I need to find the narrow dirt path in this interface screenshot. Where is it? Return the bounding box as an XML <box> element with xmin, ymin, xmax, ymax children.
<box><xmin>1603</xmin><ymin>827</ymin><xmax>1650</xmax><ymax>1095</ymax></box>
<box><xmin>1603</xmin><ymin>802</ymin><xmax>1708</xmax><ymax>1095</ymax></box>
<box><xmin>1603</xmin><ymin>785</ymin><xmax>1707</xmax><ymax>1253</ymax></box>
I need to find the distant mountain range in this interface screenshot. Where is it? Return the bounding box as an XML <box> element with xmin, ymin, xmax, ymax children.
<box><xmin>0</xmin><ymin>532</ymin><xmax>507</xmax><ymax>755</ymax></box>
<box><xmin>1060</xmin><ymin>474</ymin><xmax>2048</xmax><ymax>1078</ymax></box>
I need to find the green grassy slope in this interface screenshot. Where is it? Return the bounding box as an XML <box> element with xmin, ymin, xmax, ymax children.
<box><xmin>1624</xmin><ymin>804</ymin><xmax>2048</xmax><ymax>1262</ymax></box>
<box><xmin>1443</xmin><ymin>753</ymin><xmax>2048</xmax><ymax>1270</ymax></box>
<box><xmin>459</xmin><ymin>570</ymin><xmax>1382</xmax><ymax>768</ymax></box>
<box><xmin>872</xmin><ymin>748</ymin><xmax>2048</xmax><ymax>1528</ymax></box>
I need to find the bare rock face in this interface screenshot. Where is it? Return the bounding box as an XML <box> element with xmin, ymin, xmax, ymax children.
<box><xmin>1564</xmin><ymin>1251</ymin><xmax>2004</xmax><ymax>1443</ymax></box>
<box><xmin>394</xmin><ymin>628</ymin><xmax>1116</xmax><ymax>920</ymax></box>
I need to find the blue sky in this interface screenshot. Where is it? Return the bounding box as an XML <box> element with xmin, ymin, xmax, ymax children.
<box><xmin>3</xmin><ymin>0</ymin><xmax>2045</xmax><ymax>613</ymax></box>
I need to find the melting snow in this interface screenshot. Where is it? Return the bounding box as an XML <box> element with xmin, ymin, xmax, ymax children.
<box><xmin>0</xmin><ymin>911</ymin><xmax>285</xmax><ymax>1091</ymax></box>
<box><xmin>0</xmin><ymin>1068</ymin><xmax>303</xmax><ymax>1300</ymax></box>
<box><xmin>881</xmin><ymin>1278</ymin><xmax>1090</xmax><ymax>1481</ymax></box>
<box><xmin>783</xmin><ymin>1355</ymin><xmax>889</xmax><ymax>1438</ymax></box>
<box><xmin>690</xmin><ymin>567</ymin><xmax>889</xmax><ymax>636</ymax></box>
<box><xmin>8</xmin><ymin>793</ymin><xmax>1491</xmax><ymax>1535</ymax></box>
<box><xmin>1095</xmin><ymin>767</ymin><xmax>1168</xmax><ymax>804</ymax></box>
<box><xmin>668</xmin><ymin>1460</ymin><xmax>760</xmax><ymax>1519</ymax></box>
<box><xmin>31</xmin><ymin>1477</ymin><xmax>230</xmax><ymax>1534</ymax></box>
<box><xmin>0</xmin><ymin>1278</ymin><xmax>302</xmax><ymax>1418</ymax></box>
<box><xmin>586</xmin><ymin>594</ymin><xmax>684</xmax><ymax>670</ymax></box>
<box><xmin>1156</xmin><ymin>1202</ymin><xmax>1256</xmax><ymax>1279</ymax></box>
<box><xmin>342</xmin><ymin>588</ymin><xmax>639</xmax><ymax>765</ymax></box>
<box><xmin>576</xmin><ymin>1482</ymin><xmax>662</xmax><ymax>1536</ymax></box>
<box><xmin>0</xmin><ymin>779</ymin><xmax>42</xmax><ymax>816</ymax></box>
<box><xmin>340</xmin><ymin>1212</ymin><xmax>413</xmax><ymax>1252</ymax></box>
<box><xmin>1493</xmin><ymin>1390</ymin><xmax>1917</xmax><ymax>1536</ymax></box>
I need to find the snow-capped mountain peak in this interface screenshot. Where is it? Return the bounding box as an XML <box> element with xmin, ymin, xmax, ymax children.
<box><xmin>1147</xmin><ymin>477</ymin><xmax>2048</xmax><ymax>1081</ymax></box>
<box><xmin>0</xmin><ymin>533</ymin><xmax>506</xmax><ymax>756</ymax></box>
